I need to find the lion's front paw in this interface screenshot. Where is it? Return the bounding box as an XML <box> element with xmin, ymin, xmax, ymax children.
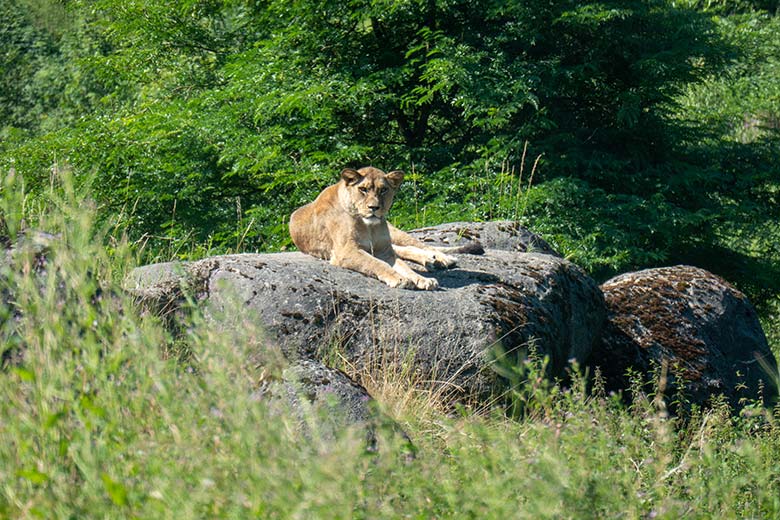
<box><xmin>385</xmin><ymin>275</ymin><xmax>417</xmax><ymax>289</ymax></box>
<box><xmin>427</xmin><ymin>252</ymin><xmax>458</xmax><ymax>270</ymax></box>
<box><xmin>413</xmin><ymin>275</ymin><xmax>439</xmax><ymax>291</ymax></box>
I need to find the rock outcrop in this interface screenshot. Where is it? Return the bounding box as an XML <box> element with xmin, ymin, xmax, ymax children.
<box><xmin>589</xmin><ymin>265</ymin><xmax>778</xmax><ymax>410</ymax></box>
<box><xmin>129</xmin><ymin>226</ymin><xmax>605</xmax><ymax>404</ymax></box>
<box><xmin>265</xmin><ymin>359</ymin><xmax>412</xmax><ymax>454</ymax></box>
<box><xmin>409</xmin><ymin>221</ymin><xmax>560</xmax><ymax>257</ymax></box>
<box><xmin>129</xmin><ymin>223</ymin><xmax>778</xmax><ymax>414</ymax></box>
<box><xmin>1</xmin><ymin>230</ymin><xmax>61</xmax><ymax>367</ymax></box>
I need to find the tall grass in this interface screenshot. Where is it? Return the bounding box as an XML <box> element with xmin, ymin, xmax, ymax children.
<box><xmin>1</xmin><ymin>171</ymin><xmax>780</xmax><ymax>518</ymax></box>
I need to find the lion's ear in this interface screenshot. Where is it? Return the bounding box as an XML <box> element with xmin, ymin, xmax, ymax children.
<box><xmin>340</xmin><ymin>168</ymin><xmax>362</xmax><ymax>186</ymax></box>
<box><xmin>386</xmin><ymin>170</ymin><xmax>404</xmax><ymax>189</ymax></box>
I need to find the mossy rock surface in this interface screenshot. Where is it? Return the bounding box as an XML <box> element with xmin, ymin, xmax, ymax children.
<box><xmin>590</xmin><ymin>265</ymin><xmax>778</xmax><ymax>410</ymax></box>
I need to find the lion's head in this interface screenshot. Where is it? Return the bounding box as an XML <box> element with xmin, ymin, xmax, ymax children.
<box><xmin>339</xmin><ymin>166</ymin><xmax>404</xmax><ymax>225</ymax></box>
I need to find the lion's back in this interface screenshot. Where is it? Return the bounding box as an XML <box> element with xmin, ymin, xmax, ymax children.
<box><xmin>289</xmin><ymin>186</ymin><xmax>341</xmax><ymax>260</ymax></box>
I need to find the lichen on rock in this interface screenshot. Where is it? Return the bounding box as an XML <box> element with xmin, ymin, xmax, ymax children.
<box><xmin>590</xmin><ymin>265</ymin><xmax>778</xmax><ymax>411</ymax></box>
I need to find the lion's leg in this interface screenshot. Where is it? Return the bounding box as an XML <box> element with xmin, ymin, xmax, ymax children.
<box><xmin>332</xmin><ymin>248</ymin><xmax>419</xmax><ymax>289</ymax></box>
<box><xmin>392</xmin><ymin>243</ymin><xmax>457</xmax><ymax>270</ymax></box>
<box><xmin>387</xmin><ymin>255</ymin><xmax>439</xmax><ymax>291</ymax></box>
<box><xmin>387</xmin><ymin>223</ymin><xmax>428</xmax><ymax>248</ymax></box>
<box><xmin>391</xmin><ymin>245</ymin><xmax>431</xmax><ymax>265</ymax></box>
<box><xmin>388</xmin><ymin>224</ymin><xmax>458</xmax><ymax>269</ymax></box>
<box><xmin>391</xmin><ymin>244</ymin><xmax>451</xmax><ymax>269</ymax></box>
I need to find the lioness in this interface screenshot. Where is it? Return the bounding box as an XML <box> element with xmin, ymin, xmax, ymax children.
<box><xmin>289</xmin><ymin>166</ymin><xmax>480</xmax><ymax>290</ymax></box>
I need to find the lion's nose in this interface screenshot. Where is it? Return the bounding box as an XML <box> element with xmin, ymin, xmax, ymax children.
<box><xmin>368</xmin><ymin>202</ymin><xmax>380</xmax><ymax>211</ymax></box>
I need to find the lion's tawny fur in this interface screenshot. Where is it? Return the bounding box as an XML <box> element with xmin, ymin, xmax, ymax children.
<box><xmin>289</xmin><ymin>166</ymin><xmax>461</xmax><ymax>290</ymax></box>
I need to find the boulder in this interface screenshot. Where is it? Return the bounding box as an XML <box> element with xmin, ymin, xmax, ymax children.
<box><xmin>589</xmin><ymin>265</ymin><xmax>778</xmax><ymax>410</ymax></box>
<box><xmin>129</xmin><ymin>246</ymin><xmax>605</xmax><ymax>405</ymax></box>
<box><xmin>264</xmin><ymin>359</ymin><xmax>412</xmax><ymax>454</ymax></box>
<box><xmin>409</xmin><ymin>221</ymin><xmax>560</xmax><ymax>257</ymax></box>
<box><xmin>1</xmin><ymin>230</ymin><xmax>60</xmax><ymax>367</ymax></box>
<box><xmin>0</xmin><ymin>229</ymin><xmax>58</xmax><ymax>276</ymax></box>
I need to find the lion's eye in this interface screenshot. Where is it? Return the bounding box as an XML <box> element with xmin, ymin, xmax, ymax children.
<box><xmin>379</xmin><ymin>188</ymin><xmax>387</xmax><ymax>195</ymax></box>
<box><xmin>358</xmin><ymin>187</ymin><xmax>368</xmax><ymax>194</ymax></box>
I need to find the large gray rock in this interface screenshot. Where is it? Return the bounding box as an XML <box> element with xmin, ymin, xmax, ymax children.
<box><xmin>589</xmin><ymin>265</ymin><xmax>778</xmax><ymax>410</ymax></box>
<box><xmin>129</xmin><ymin>248</ymin><xmax>605</xmax><ymax>404</ymax></box>
<box><xmin>265</xmin><ymin>359</ymin><xmax>412</xmax><ymax>454</ymax></box>
<box><xmin>0</xmin><ymin>230</ymin><xmax>58</xmax><ymax>277</ymax></box>
<box><xmin>1</xmin><ymin>230</ymin><xmax>61</xmax><ymax>367</ymax></box>
<box><xmin>409</xmin><ymin>221</ymin><xmax>560</xmax><ymax>257</ymax></box>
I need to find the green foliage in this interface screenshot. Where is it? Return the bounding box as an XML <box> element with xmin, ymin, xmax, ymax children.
<box><xmin>0</xmin><ymin>0</ymin><xmax>779</xmax><ymax>308</ymax></box>
<box><xmin>0</xmin><ymin>0</ymin><xmax>66</xmax><ymax>133</ymax></box>
<box><xmin>672</xmin><ymin>11</ymin><xmax>780</xmax><ymax>305</ymax></box>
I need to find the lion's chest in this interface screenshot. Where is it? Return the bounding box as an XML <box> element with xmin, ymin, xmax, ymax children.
<box><xmin>356</xmin><ymin>234</ymin><xmax>374</xmax><ymax>252</ymax></box>
<box><xmin>354</xmin><ymin>221</ymin><xmax>392</xmax><ymax>257</ymax></box>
